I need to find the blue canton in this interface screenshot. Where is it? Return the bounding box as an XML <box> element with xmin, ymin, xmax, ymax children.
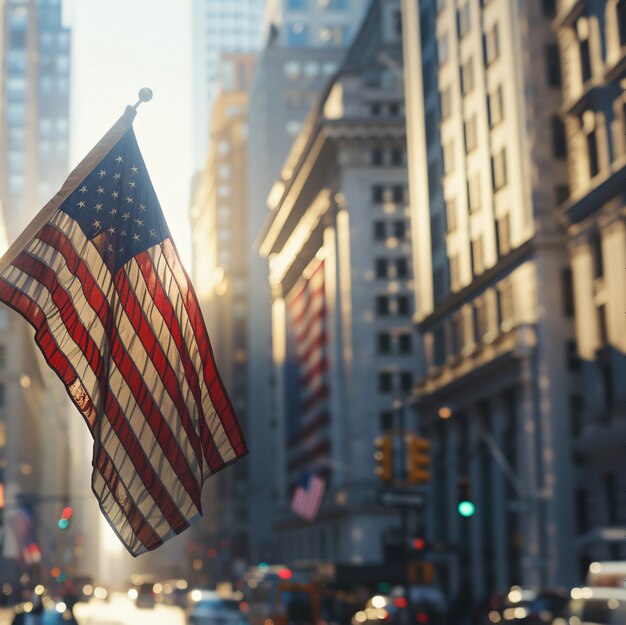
<box><xmin>60</xmin><ymin>129</ymin><xmax>171</xmax><ymax>273</ymax></box>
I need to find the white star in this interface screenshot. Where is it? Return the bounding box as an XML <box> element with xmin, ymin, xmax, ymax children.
<box><xmin>112</xmin><ymin>191</ymin><xmax>119</xmax><ymax>199</ymax></box>
<box><xmin>79</xmin><ymin>186</ymin><xmax>88</xmax><ymax>194</ymax></box>
<box><xmin>132</xmin><ymin>233</ymin><xmax>140</xmax><ymax>241</ymax></box>
<box><xmin>115</xmin><ymin>155</ymin><xmax>124</xmax><ymax>164</ymax></box>
<box><xmin>122</xmin><ymin>212</ymin><xmax>130</xmax><ymax>220</ymax></box>
<box><xmin>125</xmin><ymin>196</ymin><xmax>134</xmax><ymax>204</ymax></box>
<box><xmin>110</xmin><ymin>207</ymin><xmax>118</xmax><ymax>215</ymax></box>
<box><xmin>121</xmin><ymin>230</ymin><xmax>127</xmax><ymax>237</ymax></box>
<box><xmin>107</xmin><ymin>226</ymin><xmax>116</xmax><ymax>235</ymax></box>
<box><xmin>134</xmin><ymin>218</ymin><xmax>144</xmax><ymax>227</ymax></box>
<box><xmin>98</xmin><ymin>170</ymin><xmax>106</xmax><ymax>179</ymax></box>
<box><xmin>93</xmin><ymin>220</ymin><xmax>102</xmax><ymax>229</ymax></box>
<box><xmin>139</xmin><ymin>204</ymin><xmax>147</xmax><ymax>213</ymax></box>
<box><xmin>113</xmin><ymin>173</ymin><xmax>121</xmax><ymax>180</ymax></box>
<box><xmin>77</xmin><ymin>200</ymin><xmax>86</xmax><ymax>209</ymax></box>
<box><xmin>128</xmin><ymin>181</ymin><xmax>136</xmax><ymax>189</ymax></box>
<box><xmin>107</xmin><ymin>244</ymin><xmax>114</xmax><ymax>253</ymax></box>
<box><xmin>131</xmin><ymin>165</ymin><xmax>139</xmax><ymax>174</ymax></box>
<box><xmin>95</xmin><ymin>203</ymin><xmax>103</xmax><ymax>212</ymax></box>
<box><xmin>149</xmin><ymin>229</ymin><xmax>157</xmax><ymax>238</ymax></box>
<box><xmin>96</xmin><ymin>186</ymin><xmax>105</xmax><ymax>195</ymax></box>
<box><xmin>119</xmin><ymin>247</ymin><xmax>125</xmax><ymax>254</ymax></box>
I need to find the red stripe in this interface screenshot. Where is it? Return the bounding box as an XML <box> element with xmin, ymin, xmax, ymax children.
<box><xmin>160</xmin><ymin>239</ymin><xmax>248</xmax><ymax>458</ymax></box>
<box><xmin>297</xmin><ymin>332</ymin><xmax>327</xmax><ymax>368</ymax></box>
<box><xmin>291</xmin><ymin>283</ymin><xmax>325</xmax><ymax>326</ymax></box>
<box><xmin>114</xmin><ymin>268</ymin><xmax>203</xmax><ymax>469</ymax></box>
<box><xmin>133</xmin><ymin>252</ymin><xmax>225</xmax><ymax>473</ymax></box>
<box><xmin>0</xmin><ymin>275</ymin><xmax>158</xmax><ymax>552</ymax></box>
<box><xmin>287</xmin><ymin>261</ymin><xmax>325</xmax><ymax>309</ymax></box>
<box><xmin>301</xmin><ymin>384</ymin><xmax>329</xmax><ymax>414</ymax></box>
<box><xmin>288</xmin><ymin>411</ymin><xmax>330</xmax><ymax>446</ymax></box>
<box><xmin>300</xmin><ymin>358</ymin><xmax>329</xmax><ymax>389</ymax></box>
<box><xmin>35</xmin><ymin>225</ymin><xmax>202</xmax><ymax>514</ymax></box>
<box><xmin>288</xmin><ymin>439</ymin><xmax>331</xmax><ymax>471</ymax></box>
<box><xmin>295</xmin><ymin>306</ymin><xmax>326</xmax><ymax>346</ymax></box>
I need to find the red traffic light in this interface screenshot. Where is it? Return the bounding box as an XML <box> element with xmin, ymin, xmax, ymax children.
<box><xmin>416</xmin><ymin>612</ymin><xmax>429</xmax><ymax>624</ymax></box>
<box><xmin>61</xmin><ymin>506</ymin><xmax>73</xmax><ymax>520</ymax></box>
<box><xmin>394</xmin><ymin>597</ymin><xmax>408</xmax><ymax>608</ymax></box>
<box><xmin>412</xmin><ymin>538</ymin><xmax>425</xmax><ymax>550</ymax></box>
<box><xmin>277</xmin><ymin>568</ymin><xmax>293</xmax><ymax>580</ymax></box>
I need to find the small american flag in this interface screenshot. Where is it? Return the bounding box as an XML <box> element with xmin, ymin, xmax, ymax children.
<box><xmin>290</xmin><ymin>473</ymin><xmax>326</xmax><ymax>521</ymax></box>
<box><xmin>0</xmin><ymin>107</ymin><xmax>248</xmax><ymax>556</ymax></box>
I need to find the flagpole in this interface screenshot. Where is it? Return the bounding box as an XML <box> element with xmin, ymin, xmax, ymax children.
<box><xmin>132</xmin><ymin>87</ymin><xmax>153</xmax><ymax>110</ymax></box>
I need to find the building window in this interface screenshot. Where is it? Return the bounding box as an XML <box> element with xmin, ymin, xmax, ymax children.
<box><xmin>440</xmin><ymin>85</ymin><xmax>452</xmax><ymax>121</ymax></box>
<box><xmin>449</xmin><ymin>254</ymin><xmax>460</xmax><ymax>289</ymax></box>
<box><xmin>377</xmin><ymin>333</ymin><xmax>392</xmax><ymax>355</ymax></box>
<box><xmin>468</xmin><ymin>174</ymin><xmax>481</xmax><ymax>212</ymax></box>
<box><xmin>498</xmin><ymin>281</ymin><xmax>514</xmax><ymax>331</ymax></box>
<box><xmin>445</xmin><ymin>198</ymin><xmax>457</xmax><ymax>232</ymax></box>
<box><xmin>443</xmin><ymin>141</ymin><xmax>455</xmax><ymax>175</ymax></box>
<box><xmin>545</xmin><ymin>44</ymin><xmax>561</xmax><ymax>87</ymax></box>
<box><xmin>496</xmin><ymin>213</ymin><xmax>511</xmax><ymax>257</ymax></box>
<box><xmin>376</xmin><ymin>296</ymin><xmax>390</xmax><ymax>316</ymax></box>
<box><xmin>391</xmin><ymin>149</ymin><xmax>403</xmax><ymax>166</ymax></box>
<box><xmin>488</xmin><ymin>85</ymin><xmax>504</xmax><ymax>127</ymax></box>
<box><xmin>578</xmin><ymin>21</ymin><xmax>592</xmax><ymax>83</ymax></box>
<box><xmin>561</xmin><ymin>268</ymin><xmax>575</xmax><ymax>317</ymax></box>
<box><xmin>570</xmin><ymin>395</ymin><xmax>584</xmax><ymax>437</ymax></box>
<box><xmin>400</xmin><ymin>372</ymin><xmax>413</xmax><ymax>394</ymax></box>
<box><xmin>389</xmin><ymin>102</ymin><xmax>401</xmax><ymax>117</ymax></box>
<box><xmin>380</xmin><ymin>411</ymin><xmax>394</xmax><ymax>432</ymax></box>
<box><xmin>371</xmin><ymin>148</ymin><xmax>384</xmax><ymax>166</ymax></box>
<box><xmin>471</xmin><ymin>236</ymin><xmax>485</xmax><ymax>276</ymax></box>
<box><xmin>433</xmin><ymin>265</ymin><xmax>447</xmax><ymax>303</ymax></box>
<box><xmin>398</xmin><ymin>333</ymin><xmax>412</xmax><ymax>354</ymax></box>
<box><xmin>457</xmin><ymin>2</ymin><xmax>471</xmax><ymax>39</ymax></box>
<box><xmin>393</xmin><ymin>221</ymin><xmax>407</xmax><ymax>240</ymax></box>
<box><xmin>464</xmin><ymin>116</ymin><xmax>477</xmax><ymax>153</ymax></box>
<box><xmin>397</xmin><ymin>295</ymin><xmax>410</xmax><ymax>316</ymax></box>
<box><xmin>437</xmin><ymin>33</ymin><xmax>449</xmax><ymax>66</ymax></box>
<box><xmin>541</xmin><ymin>0</ymin><xmax>556</xmax><ymax>16</ymax></box>
<box><xmin>473</xmin><ymin>298</ymin><xmax>488</xmax><ymax>343</ymax></box>
<box><xmin>591</xmin><ymin>231</ymin><xmax>603</xmax><ymax>278</ymax></box>
<box><xmin>373</xmin><ymin>221</ymin><xmax>386</xmax><ymax>241</ymax></box>
<box><xmin>451</xmin><ymin>312</ymin><xmax>464</xmax><ymax>355</ymax></box>
<box><xmin>586</xmin><ymin>127</ymin><xmax>599</xmax><ymax>178</ymax></box>
<box><xmin>378</xmin><ymin>372</ymin><xmax>393</xmax><ymax>393</ymax></box>
<box><xmin>491</xmin><ymin>149</ymin><xmax>507</xmax><ymax>191</ymax></box>
<box><xmin>551</xmin><ymin>115</ymin><xmax>567</xmax><ymax>158</ymax></box>
<box><xmin>483</xmin><ymin>23</ymin><xmax>500</xmax><ymax>66</ymax></box>
<box><xmin>396</xmin><ymin>258</ymin><xmax>409</xmax><ymax>279</ymax></box>
<box><xmin>566</xmin><ymin>340</ymin><xmax>581</xmax><ymax>371</ymax></box>
<box><xmin>461</xmin><ymin>57</ymin><xmax>474</xmax><ymax>95</ymax></box>
<box><xmin>433</xmin><ymin>326</ymin><xmax>446</xmax><ymax>366</ymax></box>
<box><xmin>619</xmin><ymin>1</ymin><xmax>626</xmax><ymax>47</ymax></box>
<box><xmin>597</xmin><ymin>304</ymin><xmax>608</xmax><ymax>345</ymax></box>
<box><xmin>375</xmin><ymin>258</ymin><xmax>388</xmax><ymax>279</ymax></box>
<box><xmin>371</xmin><ymin>103</ymin><xmax>382</xmax><ymax>116</ymax></box>
<box><xmin>556</xmin><ymin>184</ymin><xmax>570</xmax><ymax>204</ymax></box>
<box><xmin>392</xmin><ymin>186</ymin><xmax>405</xmax><ymax>203</ymax></box>
<box><xmin>372</xmin><ymin>185</ymin><xmax>385</xmax><ymax>203</ymax></box>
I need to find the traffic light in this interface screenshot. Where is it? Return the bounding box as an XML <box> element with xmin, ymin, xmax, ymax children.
<box><xmin>406</xmin><ymin>433</ymin><xmax>431</xmax><ymax>484</ymax></box>
<box><xmin>374</xmin><ymin>434</ymin><xmax>393</xmax><ymax>482</ymax></box>
<box><xmin>58</xmin><ymin>506</ymin><xmax>73</xmax><ymax>530</ymax></box>
<box><xmin>457</xmin><ymin>476</ymin><xmax>475</xmax><ymax>517</ymax></box>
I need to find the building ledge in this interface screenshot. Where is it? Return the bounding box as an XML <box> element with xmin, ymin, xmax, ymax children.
<box><xmin>604</xmin><ymin>47</ymin><xmax>626</xmax><ymax>83</ymax></box>
<box><xmin>561</xmin><ymin>157</ymin><xmax>626</xmax><ymax>224</ymax></box>
<box><xmin>571</xmin><ymin>414</ymin><xmax>626</xmax><ymax>453</ymax></box>
<box><xmin>553</xmin><ymin>0</ymin><xmax>584</xmax><ymax>29</ymax></box>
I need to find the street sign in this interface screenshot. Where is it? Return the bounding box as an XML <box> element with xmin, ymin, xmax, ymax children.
<box><xmin>377</xmin><ymin>489</ymin><xmax>425</xmax><ymax>508</ymax></box>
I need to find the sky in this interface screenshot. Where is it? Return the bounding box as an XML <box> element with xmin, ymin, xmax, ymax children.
<box><xmin>66</xmin><ymin>0</ymin><xmax>194</xmax><ymax>267</ymax></box>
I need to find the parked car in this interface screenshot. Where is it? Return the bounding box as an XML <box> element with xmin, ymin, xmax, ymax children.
<box><xmin>558</xmin><ymin>587</ymin><xmax>626</xmax><ymax>625</ymax></box>
<box><xmin>188</xmin><ymin>589</ymin><xmax>249</xmax><ymax>625</ymax></box>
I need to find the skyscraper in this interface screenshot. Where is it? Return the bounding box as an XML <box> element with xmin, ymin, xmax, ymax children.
<box><xmin>402</xmin><ymin>0</ymin><xmax>576</xmax><ymax>596</ymax></box>
<box><xmin>191</xmin><ymin>0</ymin><xmax>265</xmax><ymax>168</ymax></box>
<box><xmin>2</xmin><ymin>0</ymin><xmax>71</xmax><ymax>240</ymax></box>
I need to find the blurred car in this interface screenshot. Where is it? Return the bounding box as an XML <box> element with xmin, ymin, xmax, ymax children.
<box><xmin>487</xmin><ymin>587</ymin><xmax>569</xmax><ymax>624</ymax></box>
<box><xmin>135</xmin><ymin>581</ymin><xmax>157</xmax><ymax>609</ymax></box>
<box><xmin>11</xmin><ymin>599</ymin><xmax>78</xmax><ymax>624</ymax></box>
<box><xmin>557</xmin><ymin>587</ymin><xmax>626</xmax><ymax>625</ymax></box>
<box><xmin>188</xmin><ymin>589</ymin><xmax>249</xmax><ymax>625</ymax></box>
<box><xmin>353</xmin><ymin>590</ymin><xmax>447</xmax><ymax>625</ymax></box>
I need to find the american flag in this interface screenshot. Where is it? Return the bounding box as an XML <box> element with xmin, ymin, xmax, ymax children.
<box><xmin>0</xmin><ymin>107</ymin><xmax>248</xmax><ymax>556</ymax></box>
<box><xmin>286</xmin><ymin>259</ymin><xmax>331</xmax><ymax>485</ymax></box>
<box><xmin>290</xmin><ymin>473</ymin><xmax>326</xmax><ymax>522</ymax></box>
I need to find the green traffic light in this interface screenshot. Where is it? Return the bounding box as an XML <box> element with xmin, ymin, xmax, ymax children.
<box><xmin>458</xmin><ymin>501</ymin><xmax>476</xmax><ymax>517</ymax></box>
<box><xmin>57</xmin><ymin>518</ymin><xmax>69</xmax><ymax>530</ymax></box>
